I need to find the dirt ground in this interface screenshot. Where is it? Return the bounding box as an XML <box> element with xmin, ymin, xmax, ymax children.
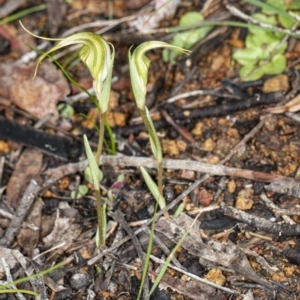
<box><xmin>1</xmin><ymin>0</ymin><xmax>300</xmax><ymax>299</ymax></box>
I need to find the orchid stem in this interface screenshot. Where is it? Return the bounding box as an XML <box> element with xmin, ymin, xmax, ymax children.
<box><xmin>95</xmin><ymin>189</ymin><xmax>104</xmax><ymax>247</ymax></box>
<box><xmin>95</xmin><ymin>112</ymin><xmax>107</xmax><ymax>248</ymax></box>
<box><xmin>139</xmin><ymin>109</ymin><xmax>168</xmax><ymax>217</ymax></box>
<box><xmin>96</xmin><ymin>112</ymin><xmax>106</xmax><ymax>164</ymax></box>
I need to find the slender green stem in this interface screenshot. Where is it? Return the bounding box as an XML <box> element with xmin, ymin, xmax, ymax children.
<box><xmin>157</xmin><ymin>161</ymin><xmax>163</xmax><ymax>196</ymax></box>
<box><xmin>139</xmin><ymin>109</ymin><xmax>168</xmax><ymax>217</ymax></box>
<box><xmin>96</xmin><ymin>112</ymin><xmax>106</xmax><ymax>164</ymax></box>
<box><xmin>95</xmin><ymin>112</ymin><xmax>107</xmax><ymax>248</ymax></box>
<box><xmin>137</xmin><ymin>202</ymin><xmax>159</xmax><ymax>300</ymax></box>
<box><xmin>95</xmin><ymin>188</ymin><xmax>104</xmax><ymax>247</ymax></box>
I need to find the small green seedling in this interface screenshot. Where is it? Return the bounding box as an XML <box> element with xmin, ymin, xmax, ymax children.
<box><xmin>233</xmin><ymin>13</ymin><xmax>287</xmax><ymax>81</ymax></box>
<box><xmin>233</xmin><ymin>0</ymin><xmax>300</xmax><ymax>81</ymax></box>
<box><xmin>57</xmin><ymin>103</ymin><xmax>74</xmax><ymax>118</ymax></box>
<box><xmin>163</xmin><ymin>11</ymin><xmax>213</xmax><ymax>64</ymax></box>
<box><xmin>70</xmin><ymin>184</ymin><xmax>89</xmax><ymax>199</ymax></box>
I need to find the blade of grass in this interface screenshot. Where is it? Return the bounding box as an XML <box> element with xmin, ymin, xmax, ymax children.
<box><xmin>148</xmin><ymin>229</ymin><xmax>190</xmax><ymax>298</ymax></box>
<box><xmin>0</xmin><ymin>262</ymin><xmax>64</xmax><ymax>290</ymax></box>
<box><xmin>148</xmin><ymin>213</ymin><xmax>202</xmax><ymax>298</ymax></box>
<box><xmin>137</xmin><ymin>201</ymin><xmax>159</xmax><ymax>300</ymax></box>
<box><xmin>160</xmin><ymin>20</ymin><xmax>300</xmax><ymax>38</ymax></box>
<box><xmin>0</xmin><ymin>4</ymin><xmax>46</xmax><ymax>25</ymax></box>
<box><xmin>245</xmin><ymin>0</ymin><xmax>296</xmax><ymax>19</ymax></box>
<box><xmin>0</xmin><ymin>289</ymin><xmax>39</xmax><ymax>296</ymax></box>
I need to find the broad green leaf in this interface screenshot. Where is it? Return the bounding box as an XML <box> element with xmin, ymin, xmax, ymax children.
<box><xmin>163</xmin><ymin>11</ymin><xmax>212</xmax><ymax>63</ymax></box>
<box><xmin>287</xmin><ymin>1</ymin><xmax>300</xmax><ymax>10</ymax></box>
<box><xmin>251</xmin><ymin>13</ymin><xmax>277</xmax><ymax>26</ymax></box>
<box><xmin>179</xmin><ymin>11</ymin><xmax>204</xmax><ymax>26</ymax></box>
<box><xmin>264</xmin><ymin>0</ymin><xmax>286</xmax><ymax>12</ymax></box>
<box><xmin>233</xmin><ymin>47</ymin><xmax>263</xmax><ymax>65</ymax></box>
<box><xmin>245</xmin><ymin>31</ymin><xmax>278</xmax><ymax>48</ymax></box>
<box><xmin>262</xmin><ymin>53</ymin><xmax>286</xmax><ymax>75</ymax></box>
<box><xmin>239</xmin><ymin>64</ymin><xmax>264</xmax><ymax>81</ymax></box>
<box><xmin>278</xmin><ymin>14</ymin><xmax>297</xmax><ymax>29</ymax></box>
<box><xmin>248</xmin><ymin>13</ymin><xmax>278</xmax><ymax>37</ymax></box>
<box><xmin>261</xmin><ymin>40</ymin><xmax>287</xmax><ymax>60</ymax></box>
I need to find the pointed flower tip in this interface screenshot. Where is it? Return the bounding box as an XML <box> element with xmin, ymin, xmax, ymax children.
<box><xmin>21</xmin><ymin>24</ymin><xmax>114</xmax><ymax>108</ymax></box>
<box><xmin>129</xmin><ymin>41</ymin><xmax>190</xmax><ymax>109</ymax></box>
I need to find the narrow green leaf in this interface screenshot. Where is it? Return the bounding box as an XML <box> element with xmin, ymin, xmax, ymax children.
<box><xmin>148</xmin><ymin>227</ymin><xmax>190</xmax><ymax>297</ymax></box>
<box><xmin>140</xmin><ymin>167</ymin><xmax>166</xmax><ymax>210</ymax></box>
<box><xmin>83</xmin><ymin>135</ymin><xmax>101</xmax><ymax>191</ymax></box>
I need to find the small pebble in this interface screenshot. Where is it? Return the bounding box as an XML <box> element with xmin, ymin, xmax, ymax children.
<box><xmin>235</xmin><ymin>188</ymin><xmax>254</xmax><ymax>210</ymax></box>
<box><xmin>107</xmin><ymin>281</ymin><xmax>118</xmax><ymax>294</ymax></box>
<box><xmin>70</xmin><ymin>273</ymin><xmax>90</xmax><ymax>290</ymax></box>
<box><xmin>205</xmin><ymin>268</ymin><xmax>226</xmax><ymax>286</ymax></box>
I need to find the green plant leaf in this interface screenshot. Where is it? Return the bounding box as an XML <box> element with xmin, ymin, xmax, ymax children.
<box><xmin>84</xmin><ymin>165</ymin><xmax>102</xmax><ymax>184</ymax></box>
<box><xmin>71</xmin><ymin>184</ymin><xmax>89</xmax><ymax>199</ymax></box>
<box><xmin>148</xmin><ymin>223</ymin><xmax>190</xmax><ymax>297</ymax></box>
<box><xmin>248</xmin><ymin>13</ymin><xmax>278</xmax><ymax>38</ymax></box>
<box><xmin>262</xmin><ymin>53</ymin><xmax>286</xmax><ymax>75</ymax></box>
<box><xmin>57</xmin><ymin>103</ymin><xmax>74</xmax><ymax>118</ymax></box>
<box><xmin>140</xmin><ymin>166</ymin><xmax>166</xmax><ymax>210</ymax></box>
<box><xmin>142</xmin><ymin>107</ymin><xmax>163</xmax><ymax>163</ymax></box>
<box><xmin>163</xmin><ymin>11</ymin><xmax>212</xmax><ymax>63</ymax></box>
<box><xmin>251</xmin><ymin>13</ymin><xmax>277</xmax><ymax>26</ymax></box>
<box><xmin>245</xmin><ymin>30</ymin><xmax>278</xmax><ymax>48</ymax></box>
<box><xmin>239</xmin><ymin>64</ymin><xmax>264</xmax><ymax>81</ymax></box>
<box><xmin>233</xmin><ymin>47</ymin><xmax>263</xmax><ymax>65</ymax></box>
<box><xmin>261</xmin><ymin>40</ymin><xmax>287</xmax><ymax>60</ymax></box>
<box><xmin>83</xmin><ymin>135</ymin><xmax>102</xmax><ymax>191</ymax></box>
<box><xmin>173</xmin><ymin>203</ymin><xmax>185</xmax><ymax>217</ymax></box>
<box><xmin>278</xmin><ymin>14</ymin><xmax>297</xmax><ymax>29</ymax></box>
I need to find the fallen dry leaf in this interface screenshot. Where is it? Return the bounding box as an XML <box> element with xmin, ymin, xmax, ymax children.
<box><xmin>149</xmin><ymin>270</ymin><xmax>216</xmax><ymax>300</ymax></box>
<box><xmin>6</xmin><ymin>148</ymin><xmax>43</xmax><ymax>209</ymax></box>
<box><xmin>0</xmin><ymin>61</ymin><xmax>70</xmax><ymax>122</ymax></box>
<box><xmin>265</xmin><ymin>94</ymin><xmax>300</xmax><ymax>114</ymax></box>
<box><xmin>155</xmin><ymin>213</ymin><xmax>275</xmax><ymax>289</ymax></box>
<box><xmin>0</xmin><ymin>247</ymin><xmax>19</xmax><ymax>273</ymax></box>
<box><xmin>17</xmin><ymin>199</ymin><xmax>44</xmax><ymax>256</ymax></box>
<box><xmin>43</xmin><ymin>205</ymin><xmax>81</xmax><ymax>248</ymax></box>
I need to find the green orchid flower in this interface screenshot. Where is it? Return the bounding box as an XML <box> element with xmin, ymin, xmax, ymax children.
<box><xmin>128</xmin><ymin>41</ymin><xmax>189</xmax><ymax>213</ymax></box>
<box><xmin>21</xmin><ymin>21</ymin><xmax>115</xmax><ymax>249</ymax></box>
<box><xmin>20</xmin><ymin>21</ymin><xmax>114</xmax><ymax>114</ymax></box>
<box><xmin>128</xmin><ymin>42</ymin><xmax>190</xmax><ymax>161</ymax></box>
<box><xmin>128</xmin><ymin>41</ymin><xmax>190</xmax><ymax>110</ymax></box>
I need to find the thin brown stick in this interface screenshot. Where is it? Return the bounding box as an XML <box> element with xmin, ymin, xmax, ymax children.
<box><xmin>0</xmin><ymin>180</ymin><xmax>40</xmax><ymax>247</ymax></box>
<box><xmin>43</xmin><ymin>154</ymin><xmax>300</xmax><ymax>188</ymax></box>
<box><xmin>109</xmin><ymin>210</ymin><xmax>149</xmax><ymax>299</ymax></box>
<box><xmin>220</xmin><ymin>202</ymin><xmax>300</xmax><ymax>237</ymax></box>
